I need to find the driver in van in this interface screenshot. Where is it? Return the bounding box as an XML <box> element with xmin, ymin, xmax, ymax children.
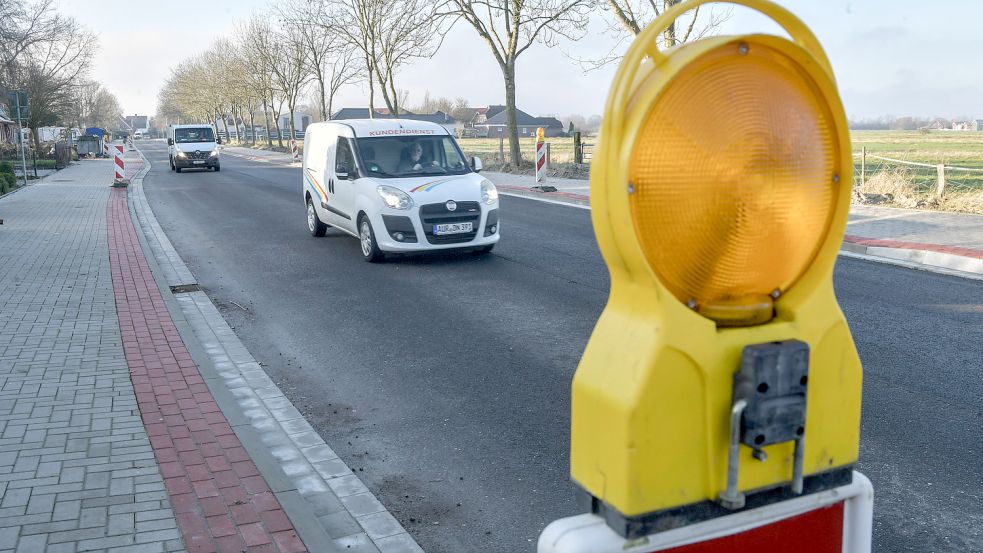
<box><xmin>398</xmin><ymin>142</ymin><xmax>439</xmax><ymax>173</ymax></box>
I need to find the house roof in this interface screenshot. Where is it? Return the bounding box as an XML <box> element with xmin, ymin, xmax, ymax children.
<box><xmin>480</xmin><ymin>109</ymin><xmax>563</xmax><ymax>128</ymax></box>
<box><xmin>332</xmin><ymin>108</ymin><xmax>419</xmax><ymax>120</ymax></box>
<box><xmin>485</xmin><ymin>105</ymin><xmax>506</xmax><ymax>120</ymax></box>
<box><xmin>331</xmin><ymin>108</ymin><xmax>455</xmax><ymax>124</ymax></box>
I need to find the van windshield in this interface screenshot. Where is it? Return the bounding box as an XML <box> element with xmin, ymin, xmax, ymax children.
<box><xmin>355</xmin><ymin>136</ymin><xmax>469</xmax><ymax>178</ymax></box>
<box><xmin>174</xmin><ymin>128</ymin><xmax>214</xmax><ymax>143</ymax></box>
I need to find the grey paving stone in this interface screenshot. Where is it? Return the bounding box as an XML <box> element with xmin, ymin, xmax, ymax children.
<box><xmin>318</xmin><ymin>510</ymin><xmax>362</xmax><ymax>539</ymax></box>
<box><xmin>357</xmin><ymin>511</ymin><xmax>404</xmax><ymax>540</ymax></box>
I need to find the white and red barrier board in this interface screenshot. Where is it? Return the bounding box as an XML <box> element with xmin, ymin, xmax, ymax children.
<box><xmin>539</xmin><ymin>472</ymin><xmax>872</xmax><ymax>553</ymax></box>
<box><xmin>535</xmin><ymin>140</ymin><xmax>546</xmax><ymax>182</ymax></box>
<box><xmin>114</xmin><ymin>145</ymin><xmax>124</xmax><ymax>180</ymax></box>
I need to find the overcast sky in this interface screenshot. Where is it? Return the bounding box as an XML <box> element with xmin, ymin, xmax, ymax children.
<box><xmin>60</xmin><ymin>0</ymin><xmax>982</xmax><ymax>121</ymax></box>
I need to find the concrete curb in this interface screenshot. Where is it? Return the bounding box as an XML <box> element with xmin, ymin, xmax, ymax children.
<box><xmin>128</xmin><ymin>147</ymin><xmax>423</xmax><ymax>553</ymax></box>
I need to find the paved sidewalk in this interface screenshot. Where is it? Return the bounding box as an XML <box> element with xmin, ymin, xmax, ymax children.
<box><xmin>0</xmin><ymin>153</ymin><xmax>317</xmax><ymax>551</ymax></box>
<box><xmin>0</xmin><ymin>158</ymin><xmax>184</xmax><ymax>552</ymax></box>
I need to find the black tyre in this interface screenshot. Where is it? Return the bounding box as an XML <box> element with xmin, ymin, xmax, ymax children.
<box><xmin>175</xmin><ymin>166</ymin><xmax>182</xmax><ymax>173</ymax></box>
<box><xmin>169</xmin><ymin>157</ymin><xmax>175</xmax><ymax>171</ymax></box>
<box><xmin>214</xmin><ymin>164</ymin><xmax>221</xmax><ymax>172</ymax></box>
<box><xmin>358</xmin><ymin>215</ymin><xmax>384</xmax><ymax>263</ymax></box>
<box><xmin>307</xmin><ymin>198</ymin><xmax>327</xmax><ymax>237</ymax></box>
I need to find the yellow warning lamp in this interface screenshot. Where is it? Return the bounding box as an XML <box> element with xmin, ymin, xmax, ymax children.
<box><xmin>570</xmin><ymin>0</ymin><xmax>862</xmax><ymax>538</ymax></box>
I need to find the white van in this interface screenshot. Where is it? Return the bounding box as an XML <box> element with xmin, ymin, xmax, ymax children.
<box><xmin>167</xmin><ymin>124</ymin><xmax>220</xmax><ymax>173</ymax></box>
<box><xmin>302</xmin><ymin>119</ymin><xmax>499</xmax><ymax>262</ymax></box>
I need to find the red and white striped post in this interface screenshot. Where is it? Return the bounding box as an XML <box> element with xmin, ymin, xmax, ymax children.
<box><xmin>127</xmin><ymin>135</ymin><xmax>135</xmax><ymax>151</ymax></box>
<box><xmin>113</xmin><ymin>145</ymin><xmax>125</xmax><ymax>183</ymax></box>
<box><xmin>103</xmin><ymin>136</ymin><xmax>110</xmax><ymax>157</ymax></box>
<box><xmin>291</xmin><ymin>138</ymin><xmax>300</xmax><ymax>161</ymax></box>
<box><xmin>535</xmin><ymin>127</ymin><xmax>546</xmax><ymax>183</ymax></box>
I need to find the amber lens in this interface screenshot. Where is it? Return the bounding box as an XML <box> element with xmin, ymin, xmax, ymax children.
<box><xmin>628</xmin><ymin>41</ymin><xmax>839</xmax><ymax>322</ymax></box>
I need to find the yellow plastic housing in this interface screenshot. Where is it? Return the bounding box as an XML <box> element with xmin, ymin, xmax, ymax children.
<box><xmin>629</xmin><ymin>41</ymin><xmax>839</xmax><ymax>325</ymax></box>
<box><xmin>571</xmin><ymin>0</ymin><xmax>862</xmax><ymax>520</ymax></box>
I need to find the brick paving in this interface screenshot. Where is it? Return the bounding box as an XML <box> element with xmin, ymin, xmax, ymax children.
<box><xmin>106</xmin><ymin>188</ymin><xmax>306</xmax><ymax>553</ymax></box>
<box><xmin>0</xmin><ymin>159</ymin><xmax>184</xmax><ymax>552</ymax></box>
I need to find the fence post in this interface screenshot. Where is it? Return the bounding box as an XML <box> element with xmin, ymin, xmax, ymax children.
<box><xmin>574</xmin><ymin>131</ymin><xmax>583</xmax><ymax>164</ymax></box>
<box><xmin>860</xmin><ymin>147</ymin><xmax>865</xmax><ymax>187</ymax></box>
<box><xmin>498</xmin><ymin>136</ymin><xmax>505</xmax><ymax>163</ymax></box>
<box><xmin>936</xmin><ymin>163</ymin><xmax>946</xmax><ymax>200</ymax></box>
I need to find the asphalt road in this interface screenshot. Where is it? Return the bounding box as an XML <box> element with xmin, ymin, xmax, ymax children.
<box><xmin>139</xmin><ymin>141</ymin><xmax>982</xmax><ymax>553</ymax></box>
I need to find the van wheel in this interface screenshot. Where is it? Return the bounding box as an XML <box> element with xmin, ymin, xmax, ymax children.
<box><xmin>169</xmin><ymin>157</ymin><xmax>175</xmax><ymax>170</ymax></box>
<box><xmin>307</xmin><ymin>199</ymin><xmax>327</xmax><ymax>237</ymax></box>
<box><xmin>214</xmin><ymin>164</ymin><xmax>221</xmax><ymax>172</ymax></box>
<box><xmin>175</xmin><ymin>166</ymin><xmax>182</xmax><ymax>173</ymax></box>
<box><xmin>358</xmin><ymin>216</ymin><xmax>384</xmax><ymax>263</ymax></box>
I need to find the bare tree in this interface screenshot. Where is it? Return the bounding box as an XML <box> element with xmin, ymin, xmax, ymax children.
<box><xmin>584</xmin><ymin>0</ymin><xmax>730</xmax><ymax>68</ymax></box>
<box><xmin>442</xmin><ymin>0</ymin><xmax>590</xmax><ymax>167</ymax></box>
<box><xmin>326</xmin><ymin>0</ymin><xmax>443</xmax><ymax>116</ymax></box>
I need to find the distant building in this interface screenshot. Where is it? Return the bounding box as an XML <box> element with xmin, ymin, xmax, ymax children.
<box><xmin>330</xmin><ymin>108</ymin><xmax>459</xmax><ymax>135</ymax></box>
<box><xmin>0</xmin><ymin>105</ymin><xmax>15</xmax><ymax>145</ymax></box>
<box><xmin>124</xmin><ymin>115</ymin><xmax>149</xmax><ymax>133</ymax></box>
<box><xmin>475</xmin><ymin>107</ymin><xmax>565</xmax><ymax>138</ymax></box>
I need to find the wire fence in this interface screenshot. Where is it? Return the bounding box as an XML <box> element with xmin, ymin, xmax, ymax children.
<box><xmin>853</xmin><ymin>148</ymin><xmax>983</xmax><ymax>211</ymax></box>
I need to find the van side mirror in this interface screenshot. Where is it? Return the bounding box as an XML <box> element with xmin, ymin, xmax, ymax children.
<box><xmin>336</xmin><ymin>162</ymin><xmax>350</xmax><ymax>179</ymax></box>
<box><xmin>167</xmin><ymin>138</ymin><xmax>174</xmax><ymax>146</ymax></box>
<box><xmin>216</xmin><ymin>136</ymin><xmax>222</xmax><ymax>145</ymax></box>
<box><xmin>471</xmin><ymin>156</ymin><xmax>483</xmax><ymax>173</ymax></box>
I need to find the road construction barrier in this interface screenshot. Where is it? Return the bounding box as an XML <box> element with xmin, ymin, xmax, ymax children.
<box><xmin>103</xmin><ymin>137</ymin><xmax>110</xmax><ymax>157</ymax></box>
<box><xmin>113</xmin><ymin>145</ymin><xmax>124</xmax><ymax>182</ymax></box>
<box><xmin>535</xmin><ymin>128</ymin><xmax>546</xmax><ymax>183</ymax></box>
<box><xmin>539</xmin><ymin>472</ymin><xmax>873</xmax><ymax>553</ymax></box>
<box><xmin>291</xmin><ymin>139</ymin><xmax>300</xmax><ymax>161</ymax></box>
<box><xmin>127</xmin><ymin>136</ymin><xmax>135</xmax><ymax>151</ymax></box>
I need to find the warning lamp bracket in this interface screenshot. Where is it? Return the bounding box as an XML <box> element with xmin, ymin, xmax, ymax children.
<box><xmin>720</xmin><ymin>340</ymin><xmax>810</xmax><ymax>510</ymax></box>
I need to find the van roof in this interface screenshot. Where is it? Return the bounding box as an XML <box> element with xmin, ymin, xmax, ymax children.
<box><xmin>311</xmin><ymin>118</ymin><xmax>450</xmax><ymax>138</ymax></box>
<box><xmin>170</xmin><ymin>124</ymin><xmax>214</xmax><ymax>129</ymax></box>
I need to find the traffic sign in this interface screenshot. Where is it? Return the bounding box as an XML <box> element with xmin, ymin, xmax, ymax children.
<box><xmin>559</xmin><ymin>0</ymin><xmax>869</xmax><ymax>548</ymax></box>
<box><xmin>6</xmin><ymin>91</ymin><xmax>28</xmax><ymax>123</ymax></box>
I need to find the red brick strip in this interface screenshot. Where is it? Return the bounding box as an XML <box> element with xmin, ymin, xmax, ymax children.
<box><xmin>107</xmin><ymin>188</ymin><xmax>307</xmax><ymax>553</ymax></box>
<box><xmin>844</xmin><ymin>234</ymin><xmax>983</xmax><ymax>260</ymax></box>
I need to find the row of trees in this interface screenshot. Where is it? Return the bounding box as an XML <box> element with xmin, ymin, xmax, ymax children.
<box><xmin>158</xmin><ymin>0</ymin><xmax>726</xmax><ymax>166</ymax></box>
<box><xmin>0</xmin><ymin>0</ymin><xmax>123</xmax><ymax>148</ymax></box>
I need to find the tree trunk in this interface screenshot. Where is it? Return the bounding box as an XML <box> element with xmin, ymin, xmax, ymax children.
<box><xmin>270</xmin><ymin>98</ymin><xmax>283</xmax><ymax>148</ymax></box>
<box><xmin>503</xmin><ymin>62</ymin><xmax>521</xmax><ymax>167</ymax></box>
<box><xmin>317</xmin><ymin>75</ymin><xmax>328</xmax><ymax>121</ymax></box>
<box><xmin>288</xmin><ymin>101</ymin><xmax>297</xmax><ymax>146</ymax></box>
<box><xmin>664</xmin><ymin>0</ymin><xmax>680</xmax><ymax>46</ymax></box>
<box><xmin>263</xmin><ymin>100</ymin><xmax>273</xmax><ymax>147</ymax></box>
<box><xmin>366</xmin><ymin>55</ymin><xmax>375</xmax><ymax>118</ymax></box>
<box><xmin>387</xmin><ymin>71</ymin><xmax>399</xmax><ymax>115</ymax></box>
<box><xmin>219</xmin><ymin>112</ymin><xmax>231</xmax><ymax>144</ymax></box>
<box><xmin>248</xmin><ymin>110</ymin><xmax>256</xmax><ymax>146</ymax></box>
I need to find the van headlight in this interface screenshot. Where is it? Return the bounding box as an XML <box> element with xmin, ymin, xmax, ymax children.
<box><xmin>481</xmin><ymin>180</ymin><xmax>498</xmax><ymax>205</ymax></box>
<box><xmin>209</xmin><ymin>150</ymin><xmax>218</xmax><ymax>158</ymax></box>
<box><xmin>176</xmin><ymin>151</ymin><xmax>187</xmax><ymax>158</ymax></box>
<box><xmin>377</xmin><ymin>185</ymin><xmax>413</xmax><ymax>210</ymax></box>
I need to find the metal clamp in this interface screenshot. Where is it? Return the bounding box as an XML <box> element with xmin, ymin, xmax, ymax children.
<box><xmin>719</xmin><ymin>340</ymin><xmax>810</xmax><ymax>510</ymax></box>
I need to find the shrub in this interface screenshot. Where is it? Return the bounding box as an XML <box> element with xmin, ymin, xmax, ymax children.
<box><xmin>0</xmin><ymin>161</ymin><xmax>13</xmax><ymax>174</ymax></box>
<box><xmin>1</xmin><ymin>172</ymin><xmax>16</xmax><ymax>191</ymax></box>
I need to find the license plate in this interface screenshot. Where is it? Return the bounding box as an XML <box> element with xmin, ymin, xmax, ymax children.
<box><xmin>434</xmin><ymin>222</ymin><xmax>473</xmax><ymax>235</ymax></box>
<box><xmin>193</xmin><ymin>160</ymin><xmax>205</xmax><ymax>164</ymax></box>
